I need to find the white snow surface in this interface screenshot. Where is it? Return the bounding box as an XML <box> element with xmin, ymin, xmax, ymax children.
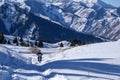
<box><xmin>0</xmin><ymin>40</ymin><xmax>120</xmax><ymax>80</ymax></box>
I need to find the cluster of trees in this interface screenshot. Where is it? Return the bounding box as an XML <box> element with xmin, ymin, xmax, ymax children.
<box><xmin>0</xmin><ymin>33</ymin><xmax>89</xmax><ymax>48</ymax></box>
<box><xmin>0</xmin><ymin>33</ymin><xmax>12</xmax><ymax>44</ymax></box>
<box><xmin>34</xmin><ymin>40</ymin><xmax>44</xmax><ymax>48</ymax></box>
<box><xmin>0</xmin><ymin>33</ymin><xmax>44</xmax><ymax>48</ymax></box>
<box><xmin>13</xmin><ymin>36</ymin><xmax>26</xmax><ymax>46</ymax></box>
<box><xmin>13</xmin><ymin>37</ymin><xmax>44</xmax><ymax>48</ymax></box>
<box><xmin>69</xmin><ymin>40</ymin><xmax>86</xmax><ymax>47</ymax></box>
<box><xmin>58</xmin><ymin>40</ymin><xmax>87</xmax><ymax>47</ymax></box>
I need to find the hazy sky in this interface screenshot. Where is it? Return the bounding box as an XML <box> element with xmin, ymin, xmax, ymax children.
<box><xmin>101</xmin><ymin>0</ymin><xmax>120</xmax><ymax>7</ymax></box>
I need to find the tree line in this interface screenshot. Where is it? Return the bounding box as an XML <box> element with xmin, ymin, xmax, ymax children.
<box><xmin>0</xmin><ymin>32</ymin><xmax>91</xmax><ymax>47</ymax></box>
<box><xmin>0</xmin><ymin>33</ymin><xmax>43</xmax><ymax>47</ymax></box>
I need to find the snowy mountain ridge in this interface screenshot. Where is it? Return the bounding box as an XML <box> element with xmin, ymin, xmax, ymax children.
<box><xmin>0</xmin><ymin>0</ymin><xmax>103</xmax><ymax>43</ymax></box>
<box><xmin>0</xmin><ymin>0</ymin><xmax>120</xmax><ymax>41</ymax></box>
<box><xmin>25</xmin><ymin>0</ymin><xmax>120</xmax><ymax>40</ymax></box>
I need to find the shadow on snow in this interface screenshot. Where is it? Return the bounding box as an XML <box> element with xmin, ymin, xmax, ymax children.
<box><xmin>0</xmin><ymin>50</ymin><xmax>120</xmax><ymax>80</ymax></box>
<box><xmin>41</xmin><ymin>58</ymin><xmax>120</xmax><ymax>79</ymax></box>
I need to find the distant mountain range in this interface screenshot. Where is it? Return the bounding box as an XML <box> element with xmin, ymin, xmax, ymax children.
<box><xmin>0</xmin><ymin>0</ymin><xmax>120</xmax><ymax>42</ymax></box>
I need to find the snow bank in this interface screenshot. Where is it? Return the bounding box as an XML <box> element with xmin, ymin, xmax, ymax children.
<box><xmin>0</xmin><ymin>45</ymin><xmax>32</xmax><ymax>80</ymax></box>
<box><xmin>0</xmin><ymin>45</ymin><xmax>29</xmax><ymax>66</ymax></box>
<box><xmin>42</xmin><ymin>69</ymin><xmax>52</xmax><ymax>76</ymax></box>
<box><xmin>41</xmin><ymin>40</ymin><xmax>120</xmax><ymax>80</ymax></box>
<box><xmin>57</xmin><ymin>41</ymin><xmax>120</xmax><ymax>60</ymax></box>
<box><xmin>0</xmin><ymin>67</ymin><xmax>11</xmax><ymax>80</ymax></box>
<box><xmin>49</xmin><ymin>74</ymin><xmax>68</xmax><ymax>80</ymax></box>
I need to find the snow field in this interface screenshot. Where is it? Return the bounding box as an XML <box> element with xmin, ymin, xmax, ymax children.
<box><xmin>0</xmin><ymin>40</ymin><xmax>120</xmax><ymax>80</ymax></box>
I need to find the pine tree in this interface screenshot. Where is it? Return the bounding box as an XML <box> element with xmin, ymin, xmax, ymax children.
<box><xmin>70</xmin><ymin>40</ymin><xmax>83</xmax><ymax>46</ymax></box>
<box><xmin>78</xmin><ymin>40</ymin><xmax>82</xmax><ymax>46</ymax></box>
<box><xmin>70</xmin><ymin>40</ymin><xmax>76</xmax><ymax>47</ymax></box>
<box><xmin>38</xmin><ymin>40</ymin><xmax>43</xmax><ymax>48</ymax></box>
<box><xmin>26</xmin><ymin>39</ymin><xmax>30</xmax><ymax>47</ymax></box>
<box><xmin>3</xmin><ymin>39</ymin><xmax>6</xmax><ymax>44</ymax></box>
<box><xmin>60</xmin><ymin>42</ymin><xmax>64</xmax><ymax>47</ymax></box>
<box><xmin>0</xmin><ymin>32</ymin><xmax>5</xmax><ymax>44</ymax></box>
<box><xmin>70</xmin><ymin>42</ymin><xmax>76</xmax><ymax>47</ymax></box>
<box><xmin>13</xmin><ymin>36</ymin><xmax>18</xmax><ymax>46</ymax></box>
<box><xmin>20</xmin><ymin>37</ymin><xmax>25</xmax><ymax>46</ymax></box>
<box><xmin>13</xmin><ymin>37</ymin><xmax>17</xmax><ymax>43</ymax></box>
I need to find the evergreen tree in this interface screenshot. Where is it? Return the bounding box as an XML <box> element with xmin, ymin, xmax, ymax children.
<box><xmin>60</xmin><ymin>42</ymin><xmax>64</xmax><ymax>47</ymax></box>
<box><xmin>38</xmin><ymin>40</ymin><xmax>43</xmax><ymax>48</ymax></box>
<box><xmin>26</xmin><ymin>39</ymin><xmax>30</xmax><ymax>47</ymax></box>
<box><xmin>70</xmin><ymin>40</ymin><xmax>76</xmax><ymax>47</ymax></box>
<box><xmin>70</xmin><ymin>40</ymin><xmax>83</xmax><ymax>47</ymax></box>
<box><xmin>0</xmin><ymin>33</ymin><xmax>5</xmax><ymax>44</ymax></box>
<box><xmin>13</xmin><ymin>36</ymin><xmax>18</xmax><ymax>46</ymax></box>
<box><xmin>20</xmin><ymin>37</ymin><xmax>25</xmax><ymax>46</ymax></box>
<box><xmin>70</xmin><ymin>42</ymin><xmax>76</xmax><ymax>47</ymax></box>
<box><xmin>3</xmin><ymin>39</ymin><xmax>6</xmax><ymax>44</ymax></box>
<box><xmin>13</xmin><ymin>37</ymin><xmax>17</xmax><ymax>43</ymax></box>
<box><xmin>20</xmin><ymin>37</ymin><xmax>23</xmax><ymax>42</ymax></box>
<box><xmin>77</xmin><ymin>40</ymin><xmax>82</xmax><ymax>46</ymax></box>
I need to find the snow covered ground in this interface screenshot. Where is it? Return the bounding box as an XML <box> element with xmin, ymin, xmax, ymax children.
<box><xmin>0</xmin><ymin>40</ymin><xmax>120</xmax><ymax>80</ymax></box>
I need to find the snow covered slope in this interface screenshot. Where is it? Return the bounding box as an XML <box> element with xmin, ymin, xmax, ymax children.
<box><xmin>0</xmin><ymin>40</ymin><xmax>120</xmax><ymax>80</ymax></box>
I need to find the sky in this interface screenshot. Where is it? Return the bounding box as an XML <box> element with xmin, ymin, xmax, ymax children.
<box><xmin>101</xmin><ymin>0</ymin><xmax>120</xmax><ymax>7</ymax></box>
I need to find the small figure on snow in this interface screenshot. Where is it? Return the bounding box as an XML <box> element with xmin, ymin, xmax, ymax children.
<box><xmin>37</xmin><ymin>50</ymin><xmax>43</xmax><ymax>63</ymax></box>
